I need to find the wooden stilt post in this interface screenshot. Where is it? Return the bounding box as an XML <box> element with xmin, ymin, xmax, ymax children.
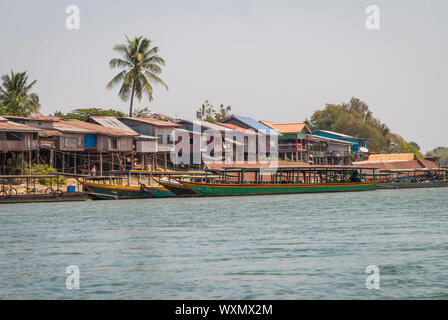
<box><xmin>50</xmin><ymin>149</ymin><xmax>54</xmax><ymax>168</ymax></box>
<box><xmin>99</xmin><ymin>152</ymin><xmax>103</xmax><ymax>176</ymax></box>
<box><xmin>28</xmin><ymin>151</ymin><xmax>32</xmax><ymax>174</ymax></box>
<box><xmin>62</xmin><ymin>152</ymin><xmax>65</xmax><ymax>173</ymax></box>
<box><xmin>21</xmin><ymin>151</ymin><xmax>24</xmax><ymax>175</ymax></box>
<box><xmin>164</xmin><ymin>152</ymin><xmax>167</xmax><ymax>170</ymax></box>
<box><xmin>74</xmin><ymin>152</ymin><xmax>77</xmax><ymax>174</ymax></box>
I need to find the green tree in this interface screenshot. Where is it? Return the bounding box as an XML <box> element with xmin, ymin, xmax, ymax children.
<box><xmin>133</xmin><ymin>106</ymin><xmax>151</xmax><ymax>118</ymax></box>
<box><xmin>426</xmin><ymin>147</ymin><xmax>448</xmax><ymax>166</ymax></box>
<box><xmin>53</xmin><ymin>108</ymin><xmax>126</xmax><ymax>121</ymax></box>
<box><xmin>195</xmin><ymin>100</ymin><xmax>232</xmax><ymax>123</ymax></box>
<box><xmin>107</xmin><ymin>35</ymin><xmax>168</xmax><ymax>117</ymax></box>
<box><xmin>309</xmin><ymin>97</ymin><xmax>420</xmax><ymax>156</ymax></box>
<box><xmin>0</xmin><ymin>71</ymin><xmax>41</xmax><ymax>116</ymax></box>
<box><xmin>409</xmin><ymin>141</ymin><xmax>420</xmax><ymax>151</ymax></box>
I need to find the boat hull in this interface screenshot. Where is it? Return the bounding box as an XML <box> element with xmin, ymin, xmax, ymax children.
<box><xmin>148</xmin><ymin>186</ymin><xmax>176</xmax><ymax>197</ymax></box>
<box><xmin>157</xmin><ymin>181</ymin><xmax>198</xmax><ymax>196</ymax></box>
<box><xmin>180</xmin><ymin>181</ymin><xmax>377</xmax><ymax>196</ymax></box>
<box><xmin>83</xmin><ymin>182</ymin><xmax>153</xmax><ymax>199</ymax></box>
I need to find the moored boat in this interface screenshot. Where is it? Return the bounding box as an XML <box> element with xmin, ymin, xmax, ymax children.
<box><xmin>180</xmin><ymin>181</ymin><xmax>376</xmax><ymax>196</ymax></box>
<box><xmin>179</xmin><ymin>166</ymin><xmax>378</xmax><ymax>196</ymax></box>
<box><xmin>83</xmin><ymin>181</ymin><xmax>153</xmax><ymax>199</ymax></box>
<box><xmin>157</xmin><ymin>180</ymin><xmax>198</xmax><ymax>196</ymax></box>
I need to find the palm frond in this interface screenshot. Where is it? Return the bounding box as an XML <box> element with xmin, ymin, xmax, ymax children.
<box><xmin>109</xmin><ymin>58</ymin><xmax>133</xmax><ymax>69</ymax></box>
<box><xmin>144</xmin><ymin>71</ymin><xmax>168</xmax><ymax>89</ymax></box>
<box><xmin>106</xmin><ymin>70</ymin><xmax>128</xmax><ymax>89</ymax></box>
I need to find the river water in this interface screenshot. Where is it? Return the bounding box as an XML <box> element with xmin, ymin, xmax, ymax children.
<box><xmin>0</xmin><ymin>188</ymin><xmax>447</xmax><ymax>299</ymax></box>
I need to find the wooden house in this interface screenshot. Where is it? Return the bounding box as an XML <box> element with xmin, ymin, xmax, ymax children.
<box><xmin>119</xmin><ymin>117</ymin><xmax>181</xmax><ymax>169</ymax></box>
<box><xmin>175</xmin><ymin>120</ymin><xmax>236</xmax><ymax>165</ymax></box>
<box><xmin>224</xmin><ymin>115</ymin><xmax>281</xmax><ymax>160</ymax></box>
<box><xmin>5</xmin><ymin>116</ymin><xmax>138</xmax><ymax>175</ymax></box>
<box><xmin>0</xmin><ymin>116</ymin><xmax>42</xmax><ymax>174</ymax></box>
<box><xmin>259</xmin><ymin>121</ymin><xmax>311</xmax><ymax>162</ymax></box>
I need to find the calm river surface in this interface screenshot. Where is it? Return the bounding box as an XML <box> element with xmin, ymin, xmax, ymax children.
<box><xmin>0</xmin><ymin>188</ymin><xmax>447</xmax><ymax>299</ymax></box>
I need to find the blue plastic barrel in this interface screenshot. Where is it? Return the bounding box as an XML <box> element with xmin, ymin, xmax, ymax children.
<box><xmin>67</xmin><ymin>185</ymin><xmax>76</xmax><ymax>192</ymax></box>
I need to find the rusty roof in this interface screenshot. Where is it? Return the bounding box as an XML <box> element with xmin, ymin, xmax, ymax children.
<box><xmin>0</xmin><ymin>120</ymin><xmax>42</xmax><ymax>132</ymax></box>
<box><xmin>353</xmin><ymin>160</ymin><xmax>426</xmax><ymax>171</ymax></box>
<box><xmin>259</xmin><ymin>121</ymin><xmax>311</xmax><ymax>134</ymax></box>
<box><xmin>120</xmin><ymin>117</ymin><xmax>181</xmax><ymax>128</ymax></box>
<box><xmin>33</xmin><ymin>116</ymin><xmax>61</xmax><ymax>122</ymax></box>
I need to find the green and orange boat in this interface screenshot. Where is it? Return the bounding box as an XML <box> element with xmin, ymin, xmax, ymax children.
<box><xmin>82</xmin><ymin>181</ymin><xmax>174</xmax><ymax>199</ymax></box>
<box><xmin>178</xmin><ymin>166</ymin><xmax>377</xmax><ymax>196</ymax></box>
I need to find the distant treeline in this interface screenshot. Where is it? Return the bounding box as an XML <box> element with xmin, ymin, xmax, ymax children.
<box><xmin>306</xmin><ymin>97</ymin><xmax>423</xmax><ymax>157</ymax></box>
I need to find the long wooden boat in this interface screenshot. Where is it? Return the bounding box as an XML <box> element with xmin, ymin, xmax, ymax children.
<box><xmin>180</xmin><ymin>181</ymin><xmax>377</xmax><ymax>196</ymax></box>
<box><xmin>157</xmin><ymin>180</ymin><xmax>198</xmax><ymax>196</ymax></box>
<box><xmin>82</xmin><ymin>181</ymin><xmax>175</xmax><ymax>199</ymax></box>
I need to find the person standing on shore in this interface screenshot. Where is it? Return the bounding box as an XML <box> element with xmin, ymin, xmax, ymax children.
<box><xmin>91</xmin><ymin>165</ymin><xmax>96</xmax><ymax>176</ymax></box>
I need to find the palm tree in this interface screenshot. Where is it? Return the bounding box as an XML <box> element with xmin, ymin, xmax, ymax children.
<box><xmin>107</xmin><ymin>35</ymin><xmax>168</xmax><ymax>117</ymax></box>
<box><xmin>0</xmin><ymin>71</ymin><xmax>41</xmax><ymax>116</ymax></box>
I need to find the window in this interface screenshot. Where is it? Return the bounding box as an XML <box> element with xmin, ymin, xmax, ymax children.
<box><xmin>6</xmin><ymin>132</ymin><xmax>23</xmax><ymax>140</ymax></box>
<box><xmin>167</xmin><ymin>135</ymin><xmax>174</xmax><ymax>145</ymax></box>
<box><xmin>0</xmin><ymin>132</ymin><xmax>5</xmax><ymax>140</ymax></box>
<box><xmin>110</xmin><ymin>138</ymin><xmax>118</xmax><ymax>149</ymax></box>
<box><xmin>157</xmin><ymin>135</ymin><xmax>163</xmax><ymax>144</ymax></box>
<box><xmin>32</xmin><ymin>133</ymin><xmax>38</xmax><ymax>140</ymax></box>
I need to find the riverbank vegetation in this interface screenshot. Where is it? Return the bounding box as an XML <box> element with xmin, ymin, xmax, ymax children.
<box><xmin>307</xmin><ymin>97</ymin><xmax>423</xmax><ymax>157</ymax></box>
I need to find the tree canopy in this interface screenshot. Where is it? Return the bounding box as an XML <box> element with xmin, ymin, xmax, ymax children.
<box><xmin>196</xmin><ymin>99</ymin><xmax>232</xmax><ymax>123</ymax></box>
<box><xmin>308</xmin><ymin>97</ymin><xmax>422</xmax><ymax>157</ymax></box>
<box><xmin>426</xmin><ymin>147</ymin><xmax>448</xmax><ymax>166</ymax></box>
<box><xmin>0</xmin><ymin>71</ymin><xmax>41</xmax><ymax>116</ymax></box>
<box><xmin>107</xmin><ymin>35</ymin><xmax>168</xmax><ymax>117</ymax></box>
<box><xmin>53</xmin><ymin>108</ymin><xmax>126</xmax><ymax>121</ymax></box>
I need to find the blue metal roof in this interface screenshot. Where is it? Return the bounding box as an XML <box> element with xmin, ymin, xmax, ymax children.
<box><xmin>232</xmin><ymin>115</ymin><xmax>281</xmax><ymax>136</ymax></box>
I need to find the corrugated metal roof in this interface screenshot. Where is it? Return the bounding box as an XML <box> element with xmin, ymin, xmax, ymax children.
<box><xmin>307</xmin><ymin>134</ymin><xmax>354</xmax><ymax>145</ymax></box>
<box><xmin>216</xmin><ymin>122</ymin><xmax>261</xmax><ymax>135</ymax></box>
<box><xmin>89</xmin><ymin>116</ymin><xmax>157</xmax><ymax>139</ymax></box>
<box><xmin>259</xmin><ymin>121</ymin><xmax>311</xmax><ymax>134</ymax></box>
<box><xmin>89</xmin><ymin>116</ymin><xmax>139</xmax><ymax>133</ymax></box>
<box><xmin>0</xmin><ymin>116</ymin><xmax>7</xmax><ymax>122</ymax></box>
<box><xmin>33</xmin><ymin>116</ymin><xmax>61</xmax><ymax>122</ymax></box>
<box><xmin>353</xmin><ymin>160</ymin><xmax>424</xmax><ymax>171</ymax></box>
<box><xmin>313</xmin><ymin>130</ymin><xmax>355</xmax><ymax>139</ymax></box>
<box><xmin>178</xmin><ymin>120</ymin><xmax>233</xmax><ymax>132</ymax></box>
<box><xmin>65</xmin><ymin>119</ymin><xmax>138</xmax><ymax>136</ymax></box>
<box><xmin>229</xmin><ymin>115</ymin><xmax>281</xmax><ymax>136</ymax></box>
<box><xmin>120</xmin><ymin>117</ymin><xmax>181</xmax><ymax>127</ymax></box>
<box><xmin>0</xmin><ymin>120</ymin><xmax>42</xmax><ymax>132</ymax></box>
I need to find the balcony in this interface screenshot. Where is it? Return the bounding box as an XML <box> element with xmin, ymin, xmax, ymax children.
<box><xmin>278</xmin><ymin>143</ymin><xmax>304</xmax><ymax>152</ymax></box>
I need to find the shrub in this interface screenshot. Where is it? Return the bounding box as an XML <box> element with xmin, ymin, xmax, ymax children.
<box><xmin>32</xmin><ymin>164</ymin><xmax>66</xmax><ymax>186</ymax></box>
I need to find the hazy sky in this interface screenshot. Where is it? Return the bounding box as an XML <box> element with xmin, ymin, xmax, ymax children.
<box><xmin>1</xmin><ymin>0</ymin><xmax>447</xmax><ymax>152</ymax></box>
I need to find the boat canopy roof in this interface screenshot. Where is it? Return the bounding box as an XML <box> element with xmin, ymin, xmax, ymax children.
<box><xmin>206</xmin><ymin>165</ymin><xmax>382</xmax><ymax>173</ymax></box>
